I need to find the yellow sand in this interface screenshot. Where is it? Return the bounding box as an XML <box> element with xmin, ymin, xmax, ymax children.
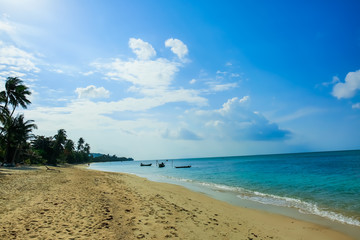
<box><xmin>0</xmin><ymin>166</ymin><xmax>355</xmax><ymax>239</ymax></box>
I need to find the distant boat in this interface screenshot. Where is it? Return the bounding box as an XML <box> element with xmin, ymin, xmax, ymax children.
<box><xmin>140</xmin><ymin>163</ymin><xmax>152</xmax><ymax>166</ymax></box>
<box><xmin>175</xmin><ymin>165</ymin><xmax>191</xmax><ymax>168</ymax></box>
<box><xmin>158</xmin><ymin>162</ymin><xmax>165</xmax><ymax>168</ymax></box>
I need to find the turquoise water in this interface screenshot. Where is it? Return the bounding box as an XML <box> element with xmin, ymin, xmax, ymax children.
<box><xmin>89</xmin><ymin>150</ymin><xmax>360</xmax><ymax>227</ymax></box>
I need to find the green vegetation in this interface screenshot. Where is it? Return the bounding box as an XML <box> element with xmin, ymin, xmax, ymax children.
<box><xmin>30</xmin><ymin>129</ymin><xmax>92</xmax><ymax>166</ymax></box>
<box><xmin>91</xmin><ymin>154</ymin><xmax>133</xmax><ymax>162</ymax></box>
<box><xmin>0</xmin><ymin>77</ymin><xmax>132</xmax><ymax>166</ymax></box>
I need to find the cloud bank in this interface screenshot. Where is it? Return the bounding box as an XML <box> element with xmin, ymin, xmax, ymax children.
<box><xmin>195</xmin><ymin>96</ymin><xmax>290</xmax><ymax>141</ymax></box>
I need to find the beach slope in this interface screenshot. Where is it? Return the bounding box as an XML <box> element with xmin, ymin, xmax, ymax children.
<box><xmin>0</xmin><ymin>166</ymin><xmax>354</xmax><ymax>239</ymax></box>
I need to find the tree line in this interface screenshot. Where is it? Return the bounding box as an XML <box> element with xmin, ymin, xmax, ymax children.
<box><xmin>91</xmin><ymin>154</ymin><xmax>133</xmax><ymax>163</ymax></box>
<box><xmin>0</xmin><ymin>77</ymin><xmax>93</xmax><ymax>166</ymax></box>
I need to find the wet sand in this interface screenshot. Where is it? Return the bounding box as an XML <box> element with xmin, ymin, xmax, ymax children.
<box><xmin>0</xmin><ymin>166</ymin><xmax>355</xmax><ymax>239</ymax></box>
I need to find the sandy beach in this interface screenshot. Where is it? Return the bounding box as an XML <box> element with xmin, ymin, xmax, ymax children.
<box><xmin>0</xmin><ymin>166</ymin><xmax>355</xmax><ymax>240</ymax></box>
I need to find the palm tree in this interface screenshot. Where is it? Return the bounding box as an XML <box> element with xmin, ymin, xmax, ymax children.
<box><xmin>31</xmin><ymin>135</ymin><xmax>54</xmax><ymax>164</ymax></box>
<box><xmin>51</xmin><ymin>129</ymin><xmax>67</xmax><ymax>165</ymax></box>
<box><xmin>2</xmin><ymin>77</ymin><xmax>31</xmax><ymax>117</ymax></box>
<box><xmin>0</xmin><ymin>91</ymin><xmax>9</xmax><ymax>123</ymax></box>
<box><xmin>65</xmin><ymin>139</ymin><xmax>75</xmax><ymax>152</ymax></box>
<box><xmin>77</xmin><ymin>137</ymin><xmax>85</xmax><ymax>152</ymax></box>
<box><xmin>0</xmin><ymin>105</ymin><xmax>10</xmax><ymax>130</ymax></box>
<box><xmin>0</xmin><ymin>77</ymin><xmax>32</xmax><ymax>146</ymax></box>
<box><xmin>0</xmin><ymin>77</ymin><xmax>35</xmax><ymax>166</ymax></box>
<box><xmin>64</xmin><ymin>139</ymin><xmax>75</xmax><ymax>163</ymax></box>
<box><xmin>84</xmin><ymin>143</ymin><xmax>90</xmax><ymax>154</ymax></box>
<box><xmin>53</xmin><ymin>129</ymin><xmax>67</xmax><ymax>149</ymax></box>
<box><xmin>2</xmin><ymin>114</ymin><xmax>37</xmax><ymax>166</ymax></box>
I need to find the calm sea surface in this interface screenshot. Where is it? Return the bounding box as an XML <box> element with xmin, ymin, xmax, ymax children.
<box><xmin>89</xmin><ymin>150</ymin><xmax>360</xmax><ymax>227</ymax></box>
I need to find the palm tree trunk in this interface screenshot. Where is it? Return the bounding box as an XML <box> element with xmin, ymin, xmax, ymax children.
<box><xmin>10</xmin><ymin>105</ymin><xmax>16</xmax><ymax>118</ymax></box>
<box><xmin>12</xmin><ymin>143</ymin><xmax>23</xmax><ymax>166</ymax></box>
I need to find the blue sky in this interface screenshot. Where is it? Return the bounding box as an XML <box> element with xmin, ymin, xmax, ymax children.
<box><xmin>0</xmin><ymin>0</ymin><xmax>359</xmax><ymax>160</ymax></box>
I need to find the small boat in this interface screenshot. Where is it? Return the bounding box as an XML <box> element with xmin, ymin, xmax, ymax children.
<box><xmin>140</xmin><ymin>163</ymin><xmax>152</xmax><ymax>166</ymax></box>
<box><xmin>175</xmin><ymin>165</ymin><xmax>191</xmax><ymax>168</ymax></box>
<box><xmin>158</xmin><ymin>162</ymin><xmax>165</xmax><ymax>168</ymax></box>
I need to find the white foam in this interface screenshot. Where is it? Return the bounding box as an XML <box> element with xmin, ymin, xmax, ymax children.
<box><xmin>157</xmin><ymin>175</ymin><xmax>360</xmax><ymax>227</ymax></box>
<box><xmin>164</xmin><ymin>176</ymin><xmax>360</xmax><ymax>227</ymax></box>
<box><xmin>237</xmin><ymin>192</ymin><xmax>360</xmax><ymax>227</ymax></box>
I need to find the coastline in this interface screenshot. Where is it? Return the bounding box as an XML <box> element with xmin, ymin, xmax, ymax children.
<box><xmin>0</xmin><ymin>166</ymin><xmax>356</xmax><ymax>239</ymax></box>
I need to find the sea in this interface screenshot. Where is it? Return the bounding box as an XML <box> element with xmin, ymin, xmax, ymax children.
<box><xmin>89</xmin><ymin>150</ymin><xmax>360</xmax><ymax>237</ymax></box>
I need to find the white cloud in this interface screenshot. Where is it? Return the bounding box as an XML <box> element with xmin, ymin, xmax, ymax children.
<box><xmin>0</xmin><ymin>15</ymin><xmax>42</xmax><ymax>49</ymax></box>
<box><xmin>81</xmin><ymin>71</ymin><xmax>95</xmax><ymax>76</ymax></box>
<box><xmin>332</xmin><ymin>70</ymin><xmax>360</xmax><ymax>99</ymax></box>
<box><xmin>75</xmin><ymin>85</ymin><xmax>110</xmax><ymax>99</ymax></box>
<box><xmin>217</xmin><ymin>96</ymin><xmax>249</xmax><ymax>114</ymax></box>
<box><xmin>92</xmin><ymin>38</ymin><xmax>207</xmax><ymax>107</ymax></box>
<box><xmin>352</xmin><ymin>103</ymin><xmax>360</xmax><ymax>109</ymax></box>
<box><xmin>129</xmin><ymin>38</ymin><xmax>156</xmax><ymax>60</ymax></box>
<box><xmin>93</xmin><ymin>58</ymin><xmax>180</xmax><ymax>89</ymax></box>
<box><xmin>239</xmin><ymin>95</ymin><xmax>250</xmax><ymax>103</ymax></box>
<box><xmin>52</xmin><ymin>69</ymin><xmax>64</xmax><ymax>74</ymax></box>
<box><xmin>194</xmin><ymin>96</ymin><xmax>290</xmax><ymax>141</ymax></box>
<box><xmin>162</xmin><ymin>128</ymin><xmax>201</xmax><ymax>140</ymax></box>
<box><xmin>189</xmin><ymin>79</ymin><xmax>196</xmax><ymax>84</ymax></box>
<box><xmin>210</xmin><ymin>82</ymin><xmax>237</xmax><ymax>92</ymax></box>
<box><xmin>137</xmin><ymin>88</ymin><xmax>207</xmax><ymax>106</ymax></box>
<box><xmin>0</xmin><ymin>71</ymin><xmax>26</xmax><ymax>79</ymax></box>
<box><xmin>202</xmin><ymin>69</ymin><xmax>240</xmax><ymax>93</ymax></box>
<box><xmin>0</xmin><ymin>42</ymin><xmax>40</xmax><ymax>80</ymax></box>
<box><xmin>165</xmin><ymin>38</ymin><xmax>188</xmax><ymax>59</ymax></box>
<box><xmin>0</xmin><ymin>43</ymin><xmax>39</xmax><ymax>71</ymax></box>
<box><xmin>30</xmin><ymin>89</ymin><xmax>206</xmax><ymax>123</ymax></box>
<box><xmin>205</xmin><ymin>120</ymin><xmax>223</xmax><ymax>127</ymax></box>
<box><xmin>0</xmin><ymin>17</ymin><xmax>15</xmax><ymax>34</ymax></box>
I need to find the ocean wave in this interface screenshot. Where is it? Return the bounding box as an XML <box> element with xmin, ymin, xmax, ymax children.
<box><xmin>237</xmin><ymin>192</ymin><xmax>360</xmax><ymax>226</ymax></box>
<box><xmin>162</xmin><ymin>175</ymin><xmax>360</xmax><ymax>227</ymax></box>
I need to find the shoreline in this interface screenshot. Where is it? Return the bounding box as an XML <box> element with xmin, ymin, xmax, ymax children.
<box><xmin>0</xmin><ymin>165</ymin><xmax>357</xmax><ymax>239</ymax></box>
<box><xmin>164</xmin><ymin>175</ymin><xmax>360</xmax><ymax>237</ymax></box>
<box><xmin>89</xmin><ymin>165</ymin><xmax>360</xmax><ymax>240</ymax></box>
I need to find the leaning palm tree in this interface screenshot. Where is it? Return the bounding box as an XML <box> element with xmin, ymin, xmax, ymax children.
<box><xmin>0</xmin><ymin>78</ymin><xmax>34</xmax><ymax>166</ymax></box>
<box><xmin>0</xmin><ymin>77</ymin><xmax>32</xmax><ymax>141</ymax></box>
<box><xmin>2</xmin><ymin>77</ymin><xmax>32</xmax><ymax>117</ymax></box>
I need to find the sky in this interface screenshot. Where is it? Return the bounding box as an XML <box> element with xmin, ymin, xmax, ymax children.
<box><xmin>0</xmin><ymin>0</ymin><xmax>359</xmax><ymax>160</ymax></box>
